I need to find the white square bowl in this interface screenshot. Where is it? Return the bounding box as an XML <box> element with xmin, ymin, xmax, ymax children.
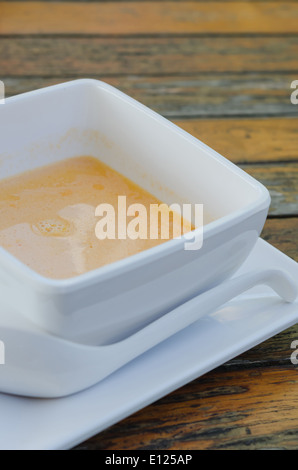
<box><xmin>0</xmin><ymin>79</ymin><xmax>270</xmax><ymax>345</ymax></box>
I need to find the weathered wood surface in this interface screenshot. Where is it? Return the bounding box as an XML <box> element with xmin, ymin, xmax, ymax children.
<box><xmin>2</xmin><ymin>37</ymin><xmax>298</xmax><ymax>75</ymax></box>
<box><xmin>262</xmin><ymin>218</ymin><xmax>298</xmax><ymax>262</ymax></box>
<box><xmin>2</xmin><ymin>74</ymin><xmax>298</xmax><ymax>118</ymax></box>
<box><xmin>1</xmin><ymin>2</ymin><xmax>298</xmax><ymax>35</ymax></box>
<box><xmin>241</xmin><ymin>163</ymin><xmax>298</xmax><ymax>216</ymax></box>
<box><xmin>75</xmin><ymin>367</ymin><xmax>298</xmax><ymax>450</ymax></box>
<box><xmin>177</xmin><ymin>118</ymin><xmax>298</xmax><ymax>163</ymax></box>
<box><xmin>10</xmin><ymin>0</ymin><xmax>297</xmax><ymax>2</ymax></box>
<box><xmin>0</xmin><ymin>0</ymin><xmax>297</xmax><ymax>451</ymax></box>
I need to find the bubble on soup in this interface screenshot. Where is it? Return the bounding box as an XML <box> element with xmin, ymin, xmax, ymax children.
<box><xmin>32</xmin><ymin>217</ymin><xmax>73</xmax><ymax>237</ymax></box>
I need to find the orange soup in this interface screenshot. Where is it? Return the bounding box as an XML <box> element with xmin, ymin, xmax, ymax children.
<box><xmin>0</xmin><ymin>156</ymin><xmax>194</xmax><ymax>279</ymax></box>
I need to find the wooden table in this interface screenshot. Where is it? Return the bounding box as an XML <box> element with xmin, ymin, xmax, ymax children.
<box><xmin>1</xmin><ymin>0</ymin><xmax>298</xmax><ymax>450</ymax></box>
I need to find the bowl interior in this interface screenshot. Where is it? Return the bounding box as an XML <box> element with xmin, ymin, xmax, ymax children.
<box><xmin>0</xmin><ymin>80</ymin><xmax>267</xmax><ymax>229</ymax></box>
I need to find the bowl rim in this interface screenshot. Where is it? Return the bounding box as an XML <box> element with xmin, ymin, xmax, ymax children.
<box><xmin>0</xmin><ymin>79</ymin><xmax>271</xmax><ymax>290</ymax></box>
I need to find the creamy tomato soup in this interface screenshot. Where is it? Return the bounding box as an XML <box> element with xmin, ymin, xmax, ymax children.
<box><xmin>0</xmin><ymin>156</ymin><xmax>194</xmax><ymax>279</ymax></box>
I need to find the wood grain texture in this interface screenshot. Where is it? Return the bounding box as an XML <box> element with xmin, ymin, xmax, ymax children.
<box><xmin>176</xmin><ymin>118</ymin><xmax>298</xmax><ymax>163</ymax></box>
<box><xmin>240</xmin><ymin>163</ymin><xmax>298</xmax><ymax>216</ymax></box>
<box><xmin>6</xmin><ymin>0</ymin><xmax>296</xmax><ymax>2</ymax></box>
<box><xmin>1</xmin><ymin>2</ymin><xmax>298</xmax><ymax>35</ymax></box>
<box><xmin>75</xmin><ymin>366</ymin><xmax>298</xmax><ymax>450</ymax></box>
<box><xmin>2</xmin><ymin>36</ymin><xmax>298</xmax><ymax>75</ymax></box>
<box><xmin>2</xmin><ymin>74</ymin><xmax>298</xmax><ymax>117</ymax></box>
<box><xmin>8</xmin><ymin>0</ymin><xmax>294</xmax><ymax>2</ymax></box>
<box><xmin>261</xmin><ymin>218</ymin><xmax>298</xmax><ymax>261</ymax></box>
<box><xmin>228</xmin><ymin>325</ymin><xmax>298</xmax><ymax>367</ymax></box>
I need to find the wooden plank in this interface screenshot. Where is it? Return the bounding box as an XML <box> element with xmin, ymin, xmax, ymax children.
<box><xmin>2</xmin><ymin>73</ymin><xmax>298</xmax><ymax>118</ymax></box>
<box><xmin>75</xmin><ymin>366</ymin><xmax>298</xmax><ymax>450</ymax></box>
<box><xmin>228</xmin><ymin>325</ymin><xmax>298</xmax><ymax>367</ymax></box>
<box><xmin>241</xmin><ymin>163</ymin><xmax>298</xmax><ymax>216</ymax></box>
<box><xmin>177</xmin><ymin>118</ymin><xmax>298</xmax><ymax>163</ymax></box>
<box><xmin>8</xmin><ymin>0</ymin><xmax>298</xmax><ymax>2</ymax></box>
<box><xmin>2</xmin><ymin>36</ymin><xmax>298</xmax><ymax>76</ymax></box>
<box><xmin>261</xmin><ymin>217</ymin><xmax>298</xmax><ymax>262</ymax></box>
<box><xmin>1</xmin><ymin>2</ymin><xmax>298</xmax><ymax>35</ymax></box>
<box><xmin>8</xmin><ymin>0</ymin><xmax>298</xmax><ymax>3</ymax></box>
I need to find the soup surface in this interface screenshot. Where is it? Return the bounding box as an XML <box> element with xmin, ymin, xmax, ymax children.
<box><xmin>0</xmin><ymin>156</ymin><xmax>193</xmax><ymax>279</ymax></box>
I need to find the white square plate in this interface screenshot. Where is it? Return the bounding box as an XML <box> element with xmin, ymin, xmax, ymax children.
<box><xmin>0</xmin><ymin>238</ymin><xmax>297</xmax><ymax>450</ymax></box>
